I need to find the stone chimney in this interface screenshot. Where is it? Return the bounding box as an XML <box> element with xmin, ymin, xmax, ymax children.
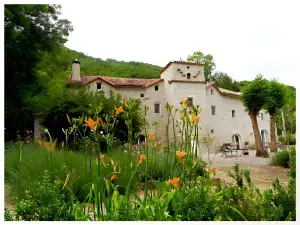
<box><xmin>71</xmin><ymin>59</ymin><xmax>80</xmax><ymax>81</ymax></box>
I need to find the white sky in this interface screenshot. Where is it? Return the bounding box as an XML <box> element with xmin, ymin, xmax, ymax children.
<box><xmin>60</xmin><ymin>0</ymin><xmax>300</xmax><ymax>86</ymax></box>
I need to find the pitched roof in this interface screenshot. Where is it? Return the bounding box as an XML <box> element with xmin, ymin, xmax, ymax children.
<box><xmin>160</xmin><ymin>61</ymin><xmax>204</xmax><ymax>74</ymax></box>
<box><xmin>206</xmin><ymin>82</ymin><xmax>242</xmax><ymax>98</ymax></box>
<box><xmin>67</xmin><ymin>74</ymin><xmax>163</xmax><ymax>88</ymax></box>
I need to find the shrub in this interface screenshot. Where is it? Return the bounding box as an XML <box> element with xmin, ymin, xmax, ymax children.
<box><xmin>270</xmin><ymin>149</ymin><xmax>290</xmax><ymax>168</ymax></box>
<box><xmin>13</xmin><ymin>170</ymin><xmax>77</xmax><ymax>221</ymax></box>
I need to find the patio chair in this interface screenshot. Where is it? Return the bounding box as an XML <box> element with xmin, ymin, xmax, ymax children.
<box><xmin>239</xmin><ymin>142</ymin><xmax>249</xmax><ymax>156</ymax></box>
<box><xmin>221</xmin><ymin>143</ymin><xmax>231</xmax><ymax>157</ymax></box>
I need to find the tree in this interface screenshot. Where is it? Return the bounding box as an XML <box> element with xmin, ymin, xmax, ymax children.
<box><xmin>241</xmin><ymin>75</ymin><xmax>269</xmax><ymax>157</ymax></box>
<box><xmin>5</xmin><ymin>4</ymin><xmax>73</xmax><ymax>141</ymax></box>
<box><xmin>264</xmin><ymin>80</ymin><xmax>287</xmax><ymax>152</ymax></box>
<box><xmin>211</xmin><ymin>71</ymin><xmax>241</xmax><ymax>92</ymax></box>
<box><xmin>187</xmin><ymin>51</ymin><xmax>216</xmax><ymax>82</ymax></box>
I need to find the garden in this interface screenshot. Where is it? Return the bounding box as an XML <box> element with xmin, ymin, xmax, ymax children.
<box><xmin>4</xmin><ymin>99</ymin><xmax>296</xmax><ymax>221</ymax></box>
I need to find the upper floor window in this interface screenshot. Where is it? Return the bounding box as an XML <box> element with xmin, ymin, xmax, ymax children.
<box><xmin>211</xmin><ymin>105</ymin><xmax>216</xmax><ymax>115</ymax></box>
<box><xmin>97</xmin><ymin>83</ymin><xmax>102</xmax><ymax>90</ymax></box>
<box><xmin>187</xmin><ymin>97</ymin><xmax>193</xmax><ymax>106</ymax></box>
<box><xmin>155</xmin><ymin>85</ymin><xmax>159</xmax><ymax>91</ymax></box>
<box><xmin>211</xmin><ymin>89</ymin><xmax>214</xmax><ymax>95</ymax></box>
<box><xmin>140</xmin><ymin>93</ymin><xmax>144</xmax><ymax>98</ymax></box>
<box><xmin>232</xmin><ymin>110</ymin><xmax>236</xmax><ymax>118</ymax></box>
<box><xmin>154</xmin><ymin>103</ymin><xmax>160</xmax><ymax>113</ymax></box>
<box><xmin>187</xmin><ymin>73</ymin><xmax>191</xmax><ymax>79</ymax></box>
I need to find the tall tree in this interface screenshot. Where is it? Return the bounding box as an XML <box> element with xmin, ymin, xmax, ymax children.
<box><xmin>241</xmin><ymin>75</ymin><xmax>269</xmax><ymax>157</ymax></box>
<box><xmin>187</xmin><ymin>51</ymin><xmax>216</xmax><ymax>82</ymax></box>
<box><xmin>264</xmin><ymin>80</ymin><xmax>287</xmax><ymax>152</ymax></box>
<box><xmin>5</xmin><ymin>4</ymin><xmax>73</xmax><ymax>140</ymax></box>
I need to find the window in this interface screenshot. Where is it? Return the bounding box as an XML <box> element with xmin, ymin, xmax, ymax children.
<box><xmin>211</xmin><ymin>129</ymin><xmax>214</xmax><ymax>134</ymax></box>
<box><xmin>261</xmin><ymin>113</ymin><xmax>264</xmax><ymax>120</ymax></box>
<box><xmin>97</xmin><ymin>83</ymin><xmax>102</xmax><ymax>90</ymax></box>
<box><xmin>211</xmin><ymin>89</ymin><xmax>214</xmax><ymax>95</ymax></box>
<box><xmin>140</xmin><ymin>93</ymin><xmax>144</xmax><ymax>98</ymax></box>
<box><xmin>211</xmin><ymin>105</ymin><xmax>216</xmax><ymax>115</ymax></box>
<box><xmin>187</xmin><ymin>97</ymin><xmax>193</xmax><ymax>106</ymax></box>
<box><xmin>232</xmin><ymin>110</ymin><xmax>236</xmax><ymax>118</ymax></box>
<box><xmin>187</xmin><ymin>66</ymin><xmax>190</xmax><ymax>69</ymax></box>
<box><xmin>187</xmin><ymin>73</ymin><xmax>191</xmax><ymax>79</ymax></box>
<box><xmin>154</xmin><ymin>103</ymin><xmax>160</xmax><ymax>113</ymax></box>
<box><xmin>155</xmin><ymin>85</ymin><xmax>159</xmax><ymax>91</ymax></box>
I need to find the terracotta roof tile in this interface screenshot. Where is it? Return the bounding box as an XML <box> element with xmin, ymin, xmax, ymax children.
<box><xmin>67</xmin><ymin>74</ymin><xmax>163</xmax><ymax>88</ymax></box>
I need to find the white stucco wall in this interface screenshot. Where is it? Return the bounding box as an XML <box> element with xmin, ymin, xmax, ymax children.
<box><xmin>83</xmin><ymin>62</ymin><xmax>273</xmax><ymax>153</ymax></box>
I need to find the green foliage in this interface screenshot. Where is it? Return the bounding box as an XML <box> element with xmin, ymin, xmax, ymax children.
<box><xmin>186</xmin><ymin>51</ymin><xmax>216</xmax><ymax>81</ymax></box>
<box><xmin>13</xmin><ymin>170</ymin><xmax>77</xmax><ymax>221</ymax></box>
<box><xmin>270</xmin><ymin>150</ymin><xmax>290</xmax><ymax>168</ymax></box>
<box><xmin>264</xmin><ymin>80</ymin><xmax>287</xmax><ymax>115</ymax></box>
<box><xmin>5</xmin><ymin>4</ymin><xmax>73</xmax><ymax>141</ymax></box>
<box><xmin>4</xmin><ymin>208</ymin><xmax>13</xmax><ymax>221</ymax></box>
<box><xmin>211</xmin><ymin>71</ymin><xmax>241</xmax><ymax>92</ymax></box>
<box><xmin>241</xmin><ymin>75</ymin><xmax>269</xmax><ymax>113</ymax></box>
<box><xmin>278</xmin><ymin>134</ymin><xmax>296</xmax><ymax>145</ymax></box>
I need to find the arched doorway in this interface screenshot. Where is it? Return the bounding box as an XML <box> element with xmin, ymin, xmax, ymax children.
<box><xmin>232</xmin><ymin>134</ymin><xmax>241</xmax><ymax>150</ymax></box>
<box><xmin>261</xmin><ymin>130</ymin><xmax>268</xmax><ymax>148</ymax></box>
<box><xmin>139</xmin><ymin>134</ymin><xmax>145</xmax><ymax>143</ymax></box>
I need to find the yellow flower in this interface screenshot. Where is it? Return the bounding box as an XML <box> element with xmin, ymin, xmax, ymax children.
<box><xmin>168</xmin><ymin>177</ymin><xmax>180</xmax><ymax>188</ymax></box>
<box><xmin>139</xmin><ymin>154</ymin><xmax>146</xmax><ymax>165</ymax></box>
<box><xmin>114</xmin><ymin>106</ymin><xmax>124</xmax><ymax>115</ymax></box>
<box><xmin>85</xmin><ymin>117</ymin><xmax>98</xmax><ymax>131</ymax></box>
<box><xmin>176</xmin><ymin>151</ymin><xmax>185</xmax><ymax>165</ymax></box>
<box><xmin>192</xmin><ymin>114</ymin><xmax>200</xmax><ymax>124</ymax></box>
<box><xmin>157</xmin><ymin>141</ymin><xmax>163</xmax><ymax>151</ymax></box>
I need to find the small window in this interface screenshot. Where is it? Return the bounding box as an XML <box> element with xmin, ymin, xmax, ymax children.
<box><xmin>155</xmin><ymin>86</ymin><xmax>159</xmax><ymax>91</ymax></box>
<box><xmin>140</xmin><ymin>93</ymin><xmax>144</xmax><ymax>98</ymax></box>
<box><xmin>232</xmin><ymin>110</ymin><xmax>236</xmax><ymax>118</ymax></box>
<box><xmin>211</xmin><ymin>129</ymin><xmax>214</xmax><ymax>134</ymax></box>
<box><xmin>187</xmin><ymin>66</ymin><xmax>190</xmax><ymax>69</ymax></box>
<box><xmin>187</xmin><ymin>97</ymin><xmax>193</xmax><ymax>106</ymax></box>
<box><xmin>211</xmin><ymin>105</ymin><xmax>216</xmax><ymax>115</ymax></box>
<box><xmin>211</xmin><ymin>89</ymin><xmax>214</xmax><ymax>95</ymax></box>
<box><xmin>97</xmin><ymin>83</ymin><xmax>102</xmax><ymax>90</ymax></box>
<box><xmin>187</xmin><ymin>73</ymin><xmax>191</xmax><ymax>79</ymax></box>
<box><xmin>154</xmin><ymin>103</ymin><xmax>160</xmax><ymax>113</ymax></box>
<box><xmin>261</xmin><ymin>113</ymin><xmax>264</xmax><ymax>120</ymax></box>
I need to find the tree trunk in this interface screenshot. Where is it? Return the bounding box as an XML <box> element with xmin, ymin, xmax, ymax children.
<box><xmin>270</xmin><ymin>114</ymin><xmax>277</xmax><ymax>152</ymax></box>
<box><xmin>249</xmin><ymin>111</ymin><xmax>264</xmax><ymax>157</ymax></box>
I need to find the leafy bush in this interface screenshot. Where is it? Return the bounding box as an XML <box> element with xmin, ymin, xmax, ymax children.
<box><xmin>13</xmin><ymin>170</ymin><xmax>77</xmax><ymax>221</ymax></box>
<box><xmin>270</xmin><ymin>149</ymin><xmax>290</xmax><ymax>168</ymax></box>
<box><xmin>278</xmin><ymin>134</ymin><xmax>296</xmax><ymax>145</ymax></box>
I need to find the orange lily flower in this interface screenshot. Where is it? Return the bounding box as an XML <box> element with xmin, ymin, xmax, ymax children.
<box><xmin>147</xmin><ymin>132</ymin><xmax>155</xmax><ymax>141</ymax></box>
<box><xmin>168</xmin><ymin>177</ymin><xmax>180</xmax><ymax>188</ymax></box>
<box><xmin>100</xmin><ymin>153</ymin><xmax>106</xmax><ymax>167</ymax></box>
<box><xmin>176</xmin><ymin>151</ymin><xmax>185</xmax><ymax>165</ymax></box>
<box><xmin>209</xmin><ymin>168</ymin><xmax>216</xmax><ymax>174</ymax></box>
<box><xmin>193</xmin><ymin>115</ymin><xmax>200</xmax><ymax>124</ymax></box>
<box><xmin>139</xmin><ymin>154</ymin><xmax>146</xmax><ymax>165</ymax></box>
<box><xmin>43</xmin><ymin>141</ymin><xmax>56</xmax><ymax>152</ymax></box>
<box><xmin>110</xmin><ymin>174</ymin><xmax>116</xmax><ymax>182</ymax></box>
<box><xmin>114</xmin><ymin>106</ymin><xmax>124</xmax><ymax>115</ymax></box>
<box><xmin>181</xmin><ymin>97</ymin><xmax>188</xmax><ymax>106</ymax></box>
<box><xmin>97</xmin><ymin>117</ymin><xmax>103</xmax><ymax>124</ymax></box>
<box><xmin>85</xmin><ymin>117</ymin><xmax>98</xmax><ymax>130</ymax></box>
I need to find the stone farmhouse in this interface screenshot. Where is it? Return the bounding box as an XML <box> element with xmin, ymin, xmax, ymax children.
<box><xmin>65</xmin><ymin>59</ymin><xmax>273</xmax><ymax>152</ymax></box>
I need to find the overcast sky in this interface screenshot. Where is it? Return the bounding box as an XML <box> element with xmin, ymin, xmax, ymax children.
<box><xmin>60</xmin><ymin>0</ymin><xmax>299</xmax><ymax>86</ymax></box>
